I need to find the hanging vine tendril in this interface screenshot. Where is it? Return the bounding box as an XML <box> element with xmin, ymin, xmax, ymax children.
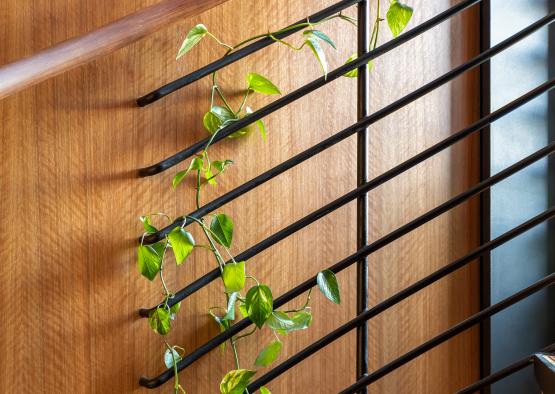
<box><xmin>137</xmin><ymin>2</ymin><xmax>413</xmax><ymax>393</ymax></box>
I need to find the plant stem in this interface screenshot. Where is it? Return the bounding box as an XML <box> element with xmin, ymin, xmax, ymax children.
<box><xmin>163</xmin><ymin>338</ymin><xmax>180</xmax><ymax>394</ymax></box>
<box><xmin>159</xmin><ymin>239</ymin><xmax>171</xmax><ymax>297</ymax></box>
<box><xmin>207</xmin><ymin>32</ymin><xmax>234</xmax><ymax>50</ymax></box>
<box><xmin>185</xmin><ymin>215</ymin><xmax>228</xmax><ymax>270</ymax></box>
<box><xmin>236</xmin><ymin>90</ymin><xmax>250</xmax><ymax>115</ymax></box>
<box><xmin>370</xmin><ymin>0</ymin><xmax>382</xmax><ymax>50</ymax></box>
<box><xmin>230</xmin><ymin>338</ymin><xmax>249</xmax><ymax>394</ymax></box>
<box><xmin>231</xmin><ymin>340</ymin><xmax>241</xmax><ymax>369</ymax></box>
<box><xmin>284</xmin><ymin>288</ymin><xmax>312</xmax><ymax>313</ymax></box>
<box><xmin>233</xmin><ymin>326</ymin><xmax>257</xmax><ymax>342</ymax></box>
<box><xmin>195</xmin><ymin>170</ymin><xmax>202</xmax><ymax>209</ymax></box>
<box><xmin>209</xmin><ymin>12</ymin><xmax>348</xmax><ymax>107</ymax></box>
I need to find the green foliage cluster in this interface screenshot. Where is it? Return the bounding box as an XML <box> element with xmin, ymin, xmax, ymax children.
<box><xmin>138</xmin><ymin>1</ymin><xmax>413</xmax><ymax>393</ymax></box>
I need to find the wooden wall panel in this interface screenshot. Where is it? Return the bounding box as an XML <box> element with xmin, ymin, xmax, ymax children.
<box><xmin>0</xmin><ymin>0</ymin><xmax>480</xmax><ymax>393</ymax></box>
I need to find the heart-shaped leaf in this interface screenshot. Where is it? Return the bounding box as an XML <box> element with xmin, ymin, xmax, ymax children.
<box><xmin>210</xmin><ymin>213</ymin><xmax>234</xmax><ymax>247</ymax></box>
<box><xmin>203</xmin><ymin>106</ymin><xmax>235</xmax><ymax>134</ymax></box>
<box><xmin>222</xmin><ymin>262</ymin><xmax>246</xmax><ymax>293</ymax></box>
<box><xmin>238</xmin><ymin>304</ymin><xmax>249</xmax><ymax>318</ymax></box>
<box><xmin>246</xmin><ymin>107</ymin><xmax>267</xmax><ymax>141</ymax></box>
<box><xmin>317</xmin><ymin>269</ymin><xmax>341</xmax><ymax>304</ymax></box>
<box><xmin>265</xmin><ymin>311</ymin><xmax>295</xmax><ymax>331</ymax></box>
<box><xmin>288</xmin><ymin>311</ymin><xmax>313</xmax><ymax>331</ymax></box>
<box><xmin>177</xmin><ymin>24</ymin><xmax>208</xmax><ymax>59</ymax></box>
<box><xmin>223</xmin><ymin>292</ymin><xmax>240</xmax><ymax>321</ymax></box>
<box><xmin>212</xmin><ymin>159</ymin><xmax>234</xmax><ymax>173</ymax></box>
<box><xmin>342</xmin><ymin>54</ymin><xmax>374</xmax><ymax>78</ymax></box>
<box><xmin>169</xmin><ymin>302</ymin><xmax>181</xmax><ymax>320</ymax></box>
<box><xmin>246</xmin><ymin>73</ymin><xmax>281</xmax><ymax>95</ymax></box>
<box><xmin>266</xmin><ymin>310</ymin><xmax>312</xmax><ymax>334</ymax></box>
<box><xmin>164</xmin><ymin>347</ymin><xmax>182</xmax><ymax>368</ymax></box>
<box><xmin>219</xmin><ymin>369</ymin><xmax>256</xmax><ymax>394</ymax></box>
<box><xmin>172</xmin><ymin>156</ymin><xmax>204</xmax><ymax>188</ymax></box>
<box><xmin>139</xmin><ymin>215</ymin><xmax>158</xmax><ymax>234</ymax></box>
<box><xmin>203</xmin><ymin>106</ymin><xmax>248</xmax><ymax>138</ymax></box>
<box><xmin>148</xmin><ymin>307</ymin><xmax>171</xmax><ymax>335</ymax></box>
<box><xmin>246</xmin><ymin>285</ymin><xmax>273</xmax><ymax>328</ymax></box>
<box><xmin>305</xmin><ymin>35</ymin><xmax>328</xmax><ymax>77</ymax></box>
<box><xmin>386</xmin><ymin>1</ymin><xmax>414</xmax><ymax>38</ymax></box>
<box><xmin>303</xmin><ymin>29</ymin><xmax>336</xmax><ymax>49</ymax></box>
<box><xmin>137</xmin><ymin>244</ymin><xmax>162</xmax><ymax>281</ymax></box>
<box><xmin>254</xmin><ymin>341</ymin><xmax>282</xmax><ymax>367</ymax></box>
<box><xmin>168</xmin><ymin>227</ymin><xmax>195</xmax><ymax>265</ymax></box>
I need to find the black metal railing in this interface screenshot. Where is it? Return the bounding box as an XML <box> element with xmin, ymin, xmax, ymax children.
<box><xmin>136</xmin><ymin>0</ymin><xmax>555</xmax><ymax>391</ymax></box>
<box><xmin>456</xmin><ymin>344</ymin><xmax>555</xmax><ymax>394</ymax></box>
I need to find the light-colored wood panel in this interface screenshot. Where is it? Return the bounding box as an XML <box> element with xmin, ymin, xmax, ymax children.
<box><xmin>0</xmin><ymin>0</ymin><xmax>230</xmax><ymax>99</ymax></box>
<box><xmin>366</xmin><ymin>1</ymin><xmax>481</xmax><ymax>392</ymax></box>
<box><xmin>0</xmin><ymin>0</ymin><xmax>479</xmax><ymax>393</ymax></box>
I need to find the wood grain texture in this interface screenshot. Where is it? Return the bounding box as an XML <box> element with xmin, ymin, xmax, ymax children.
<box><xmin>0</xmin><ymin>0</ymin><xmax>479</xmax><ymax>393</ymax></box>
<box><xmin>0</xmin><ymin>0</ymin><xmax>229</xmax><ymax>100</ymax></box>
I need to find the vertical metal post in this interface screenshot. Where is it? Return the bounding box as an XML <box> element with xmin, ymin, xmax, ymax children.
<box><xmin>479</xmin><ymin>1</ymin><xmax>492</xmax><ymax>392</ymax></box>
<box><xmin>356</xmin><ymin>0</ymin><xmax>370</xmax><ymax>391</ymax></box>
<box><xmin>548</xmin><ymin>0</ymin><xmax>555</xmax><ymax>361</ymax></box>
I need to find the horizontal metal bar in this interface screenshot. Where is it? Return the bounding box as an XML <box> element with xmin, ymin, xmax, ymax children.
<box><xmin>138</xmin><ymin>145</ymin><xmax>555</xmax><ymax>388</ymax></box>
<box><xmin>246</xmin><ymin>206</ymin><xmax>555</xmax><ymax>391</ymax></box>
<box><xmin>137</xmin><ymin>0</ymin><xmax>481</xmax><ymax>176</ymax></box>
<box><xmin>136</xmin><ymin>0</ymin><xmax>362</xmax><ymax>106</ymax></box>
<box><xmin>456</xmin><ymin>343</ymin><xmax>555</xmax><ymax>394</ymax></box>
<box><xmin>338</xmin><ymin>273</ymin><xmax>555</xmax><ymax>394</ymax></box>
<box><xmin>139</xmin><ymin>76</ymin><xmax>555</xmax><ymax>317</ymax></box>
<box><xmin>141</xmin><ymin>12</ymin><xmax>555</xmax><ymax>244</ymax></box>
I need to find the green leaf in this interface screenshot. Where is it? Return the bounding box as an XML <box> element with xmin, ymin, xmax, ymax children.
<box><xmin>148</xmin><ymin>307</ymin><xmax>171</xmax><ymax>335</ymax></box>
<box><xmin>203</xmin><ymin>106</ymin><xmax>235</xmax><ymax>134</ymax></box>
<box><xmin>271</xmin><ymin>311</ymin><xmax>312</xmax><ymax>334</ymax></box>
<box><xmin>220</xmin><ymin>369</ymin><xmax>256</xmax><ymax>394</ymax></box>
<box><xmin>254</xmin><ymin>341</ymin><xmax>282</xmax><ymax>367</ymax></box>
<box><xmin>386</xmin><ymin>1</ymin><xmax>414</xmax><ymax>38</ymax></box>
<box><xmin>203</xmin><ymin>106</ymin><xmax>249</xmax><ymax>138</ymax></box>
<box><xmin>203</xmin><ymin>110</ymin><xmax>224</xmax><ymax>134</ymax></box>
<box><xmin>343</xmin><ymin>54</ymin><xmax>373</xmax><ymax>78</ymax></box>
<box><xmin>343</xmin><ymin>54</ymin><xmax>358</xmax><ymax>78</ymax></box>
<box><xmin>210</xmin><ymin>213</ymin><xmax>234</xmax><ymax>247</ymax></box>
<box><xmin>210</xmin><ymin>310</ymin><xmax>232</xmax><ymax>353</ymax></box>
<box><xmin>169</xmin><ymin>302</ymin><xmax>181</xmax><ymax>320</ymax></box>
<box><xmin>204</xmin><ymin>160</ymin><xmax>233</xmax><ymax>186</ymax></box>
<box><xmin>212</xmin><ymin>159</ymin><xmax>234</xmax><ymax>173</ymax></box>
<box><xmin>303</xmin><ymin>30</ymin><xmax>336</xmax><ymax>49</ymax></box>
<box><xmin>223</xmin><ymin>292</ymin><xmax>240</xmax><ymax>321</ymax></box>
<box><xmin>265</xmin><ymin>311</ymin><xmax>295</xmax><ymax>331</ymax></box>
<box><xmin>289</xmin><ymin>311</ymin><xmax>313</xmax><ymax>331</ymax></box>
<box><xmin>246</xmin><ymin>73</ymin><xmax>281</xmax><ymax>95</ymax></box>
<box><xmin>140</xmin><ymin>215</ymin><xmax>158</xmax><ymax>234</ymax></box>
<box><xmin>246</xmin><ymin>285</ymin><xmax>273</xmax><ymax>328</ymax></box>
<box><xmin>168</xmin><ymin>227</ymin><xmax>195</xmax><ymax>265</ymax></box>
<box><xmin>317</xmin><ymin>269</ymin><xmax>341</xmax><ymax>304</ymax></box>
<box><xmin>305</xmin><ymin>35</ymin><xmax>328</xmax><ymax>77</ymax></box>
<box><xmin>205</xmin><ymin>166</ymin><xmax>217</xmax><ymax>185</ymax></box>
<box><xmin>164</xmin><ymin>347</ymin><xmax>182</xmax><ymax>368</ymax></box>
<box><xmin>246</xmin><ymin>107</ymin><xmax>267</xmax><ymax>141</ymax></box>
<box><xmin>260</xmin><ymin>387</ymin><xmax>272</xmax><ymax>394</ymax></box>
<box><xmin>177</xmin><ymin>24</ymin><xmax>208</xmax><ymax>59</ymax></box>
<box><xmin>222</xmin><ymin>262</ymin><xmax>246</xmax><ymax>293</ymax></box>
<box><xmin>172</xmin><ymin>157</ymin><xmax>203</xmax><ymax>188</ymax></box>
<box><xmin>137</xmin><ymin>245</ymin><xmax>162</xmax><ymax>281</ymax></box>
<box><xmin>238</xmin><ymin>304</ymin><xmax>249</xmax><ymax>318</ymax></box>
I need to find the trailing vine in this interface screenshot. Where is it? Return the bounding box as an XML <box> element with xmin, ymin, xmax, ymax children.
<box><xmin>137</xmin><ymin>2</ymin><xmax>413</xmax><ymax>393</ymax></box>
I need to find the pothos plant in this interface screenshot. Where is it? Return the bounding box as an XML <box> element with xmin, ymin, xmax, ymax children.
<box><xmin>137</xmin><ymin>2</ymin><xmax>413</xmax><ymax>393</ymax></box>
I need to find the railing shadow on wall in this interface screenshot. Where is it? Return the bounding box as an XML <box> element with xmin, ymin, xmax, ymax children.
<box><xmin>130</xmin><ymin>0</ymin><xmax>555</xmax><ymax>392</ymax></box>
